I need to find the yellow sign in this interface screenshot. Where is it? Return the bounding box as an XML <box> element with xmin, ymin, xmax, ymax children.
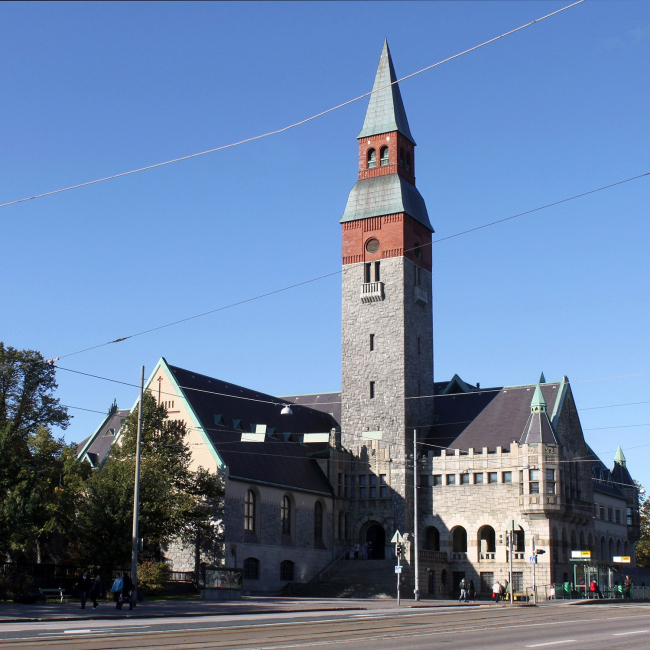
<box><xmin>570</xmin><ymin>550</ymin><xmax>591</xmax><ymax>559</ymax></box>
<box><xmin>613</xmin><ymin>556</ymin><xmax>631</xmax><ymax>563</ymax></box>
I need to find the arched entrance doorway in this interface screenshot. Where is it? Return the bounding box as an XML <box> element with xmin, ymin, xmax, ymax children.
<box><xmin>365</xmin><ymin>523</ymin><xmax>386</xmax><ymax>559</ymax></box>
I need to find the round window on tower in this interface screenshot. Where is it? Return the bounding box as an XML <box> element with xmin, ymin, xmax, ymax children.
<box><xmin>365</xmin><ymin>238</ymin><xmax>380</xmax><ymax>254</ymax></box>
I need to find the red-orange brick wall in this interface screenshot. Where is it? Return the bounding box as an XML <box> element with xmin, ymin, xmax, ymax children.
<box><xmin>357</xmin><ymin>131</ymin><xmax>415</xmax><ymax>184</ymax></box>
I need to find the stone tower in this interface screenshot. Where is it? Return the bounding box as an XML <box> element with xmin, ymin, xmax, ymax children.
<box><xmin>340</xmin><ymin>41</ymin><xmax>434</xmax><ymax>546</ymax></box>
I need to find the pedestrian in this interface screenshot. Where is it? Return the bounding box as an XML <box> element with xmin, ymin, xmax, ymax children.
<box><xmin>117</xmin><ymin>573</ymin><xmax>134</xmax><ymax>611</ymax></box>
<box><xmin>459</xmin><ymin>577</ymin><xmax>468</xmax><ymax>603</ymax></box>
<box><xmin>362</xmin><ymin>542</ymin><xmax>368</xmax><ymax>560</ymax></box>
<box><xmin>90</xmin><ymin>574</ymin><xmax>102</xmax><ymax>609</ymax></box>
<box><xmin>624</xmin><ymin>575</ymin><xmax>632</xmax><ymax>599</ymax></box>
<box><xmin>78</xmin><ymin>571</ymin><xmax>91</xmax><ymax>609</ymax></box>
<box><xmin>492</xmin><ymin>580</ymin><xmax>502</xmax><ymax>603</ymax></box>
<box><xmin>468</xmin><ymin>579</ymin><xmax>476</xmax><ymax>603</ymax></box>
<box><xmin>367</xmin><ymin>540</ymin><xmax>373</xmax><ymax>560</ymax></box>
<box><xmin>504</xmin><ymin>580</ymin><xmax>511</xmax><ymax>602</ymax></box>
<box><xmin>354</xmin><ymin>542</ymin><xmax>360</xmax><ymax>560</ymax></box>
<box><xmin>111</xmin><ymin>573</ymin><xmax>124</xmax><ymax>608</ymax></box>
<box><xmin>589</xmin><ymin>579</ymin><xmax>602</xmax><ymax>599</ymax></box>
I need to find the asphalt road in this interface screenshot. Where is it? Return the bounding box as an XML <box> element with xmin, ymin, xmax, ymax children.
<box><xmin>1</xmin><ymin>602</ymin><xmax>649</xmax><ymax>649</ymax></box>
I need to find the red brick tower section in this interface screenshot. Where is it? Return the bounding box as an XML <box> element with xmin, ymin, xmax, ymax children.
<box><xmin>342</xmin><ymin>130</ymin><xmax>432</xmax><ymax>271</ymax></box>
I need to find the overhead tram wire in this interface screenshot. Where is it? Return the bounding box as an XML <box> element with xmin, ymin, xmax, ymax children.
<box><xmin>0</xmin><ymin>1</ymin><xmax>585</xmax><ymax>212</ymax></box>
<box><xmin>23</xmin><ymin>169</ymin><xmax>644</xmax><ymax>365</ymax></box>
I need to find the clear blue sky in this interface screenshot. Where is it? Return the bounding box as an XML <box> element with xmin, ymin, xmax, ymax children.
<box><xmin>1</xmin><ymin>1</ymin><xmax>649</xmax><ymax>490</ymax></box>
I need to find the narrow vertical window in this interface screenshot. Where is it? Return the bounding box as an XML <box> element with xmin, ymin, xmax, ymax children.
<box><xmin>367</xmin><ymin>148</ymin><xmax>376</xmax><ymax>169</ymax></box>
<box><xmin>374</xmin><ymin>261</ymin><xmax>381</xmax><ymax>282</ymax></box>
<box><xmin>244</xmin><ymin>490</ymin><xmax>256</xmax><ymax>532</ymax></box>
<box><xmin>370</xmin><ymin>334</ymin><xmax>375</xmax><ymax>351</ymax></box>
<box><xmin>364</xmin><ymin>262</ymin><xmax>372</xmax><ymax>283</ymax></box>
<box><xmin>281</xmin><ymin>495</ymin><xmax>291</xmax><ymax>536</ymax></box>
<box><xmin>399</xmin><ymin>147</ymin><xmax>405</xmax><ymax>167</ymax></box>
<box><xmin>369</xmin><ymin>381</ymin><xmax>375</xmax><ymax>399</ymax></box>
<box><xmin>406</xmin><ymin>152</ymin><xmax>412</xmax><ymax>172</ymax></box>
<box><xmin>380</xmin><ymin>146</ymin><xmax>389</xmax><ymax>166</ymax></box>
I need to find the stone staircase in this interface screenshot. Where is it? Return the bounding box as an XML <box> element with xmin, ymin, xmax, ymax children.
<box><xmin>293</xmin><ymin>558</ymin><xmax>398</xmax><ymax>598</ymax></box>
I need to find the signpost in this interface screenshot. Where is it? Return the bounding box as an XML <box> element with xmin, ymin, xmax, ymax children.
<box><xmin>506</xmin><ymin>519</ymin><xmax>522</xmax><ymax>605</ymax></box>
<box><xmin>613</xmin><ymin>556</ymin><xmax>631</xmax><ymax>563</ymax></box>
<box><xmin>391</xmin><ymin>530</ymin><xmax>404</xmax><ymax>606</ymax></box>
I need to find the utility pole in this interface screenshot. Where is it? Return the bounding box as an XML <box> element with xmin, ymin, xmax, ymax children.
<box><xmin>131</xmin><ymin>365</ymin><xmax>145</xmax><ymax>608</ymax></box>
<box><xmin>532</xmin><ymin>536</ymin><xmax>537</xmax><ymax>604</ymax></box>
<box><xmin>413</xmin><ymin>428</ymin><xmax>420</xmax><ymax>601</ymax></box>
<box><xmin>508</xmin><ymin>526</ymin><xmax>514</xmax><ymax>605</ymax></box>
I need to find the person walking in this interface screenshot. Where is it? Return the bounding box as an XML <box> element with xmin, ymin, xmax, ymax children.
<box><xmin>111</xmin><ymin>573</ymin><xmax>124</xmax><ymax>608</ymax></box>
<box><xmin>504</xmin><ymin>579</ymin><xmax>511</xmax><ymax>602</ymax></box>
<box><xmin>117</xmin><ymin>573</ymin><xmax>134</xmax><ymax>611</ymax></box>
<box><xmin>78</xmin><ymin>571</ymin><xmax>91</xmax><ymax>609</ymax></box>
<box><xmin>492</xmin><ymin>580</ymin><xmax>503</xmax><ymax>603</ymax></box>
<box><xmin>459</xmin><ymin>577</ymin><xmax>468</xmax><ymax>603</ymax></box>
<box><xmin>468</xmin><ymin>579</ymin><xmax>476</xmax><ymax>603</ymax></box>
<box><xmin>624</xmin><ymin>575</ymin><xmax>632</xmax><ymax>599</ymax></box>
<box><xmin>90</xmin><ymin>574</ymin><xmax>102</xmax><ymax>609</ymax></box>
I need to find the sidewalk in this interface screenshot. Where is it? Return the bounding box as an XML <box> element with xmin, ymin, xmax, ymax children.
<box><xmin>0</xmin><ymin>596</ymin><xmax>505</xmax><ymax>623</ymax></box>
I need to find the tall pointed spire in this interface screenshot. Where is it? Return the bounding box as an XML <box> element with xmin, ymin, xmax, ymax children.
<box><xmin>539</xmin><ymin>371</ymin><xmax>546</xmax><ymax>384</ymax></box>
<box><xmin>531</xmin><ymin>384</ymin><xmax>547</xmax><ymax>413</ymax></box>
<box><xmin>358</xmin><ymin>40</ymin><xmax>415</xmax><ymax>143</ymax></box>
<box><xmin>614</xmin><ymin>445</ymin><xmax>626</xmax><ymax>466</ymax></box>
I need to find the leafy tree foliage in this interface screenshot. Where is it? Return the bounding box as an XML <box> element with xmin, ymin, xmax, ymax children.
<box><xmin>636</xmin><ymin>496</ymin><xmax>650</xmax><ymax>569</ymax></box>
<box><xmin>0</xmin><ymin>343</ymin><xmax>72</xmax><ymax>560</ymax></box>
<box><xmin>76</xmin><ymin>393</ymin><xmax>223</xmax><ymax>573</ymax></box>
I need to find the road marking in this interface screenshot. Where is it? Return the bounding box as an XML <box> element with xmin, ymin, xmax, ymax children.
<box><xmin>63</xmin><ymin>629</ymin><xmax>92</xmax><ymax>634</ymax></box>
<box><xmin>526</xmin><ymin>642</ymin><xmax>576</xmax><ymax>648</ymax></box>
<box><xmin>612</xmin><ymin>630</ymin><xmax>649</xmax><ymax>635</ymax></box>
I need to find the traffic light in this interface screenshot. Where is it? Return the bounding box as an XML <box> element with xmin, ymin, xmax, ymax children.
<box><xmin>396</xmin><ymin>543</ymin><xmax>403</xmax><ymax>557</ymax></box>
<box><xmin>498</xmin><ymin>534</ymin><xmax>504</xmax><ymax>546</ymax></box>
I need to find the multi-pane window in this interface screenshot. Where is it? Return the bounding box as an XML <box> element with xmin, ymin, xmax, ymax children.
<box><xmin>446</xmin><ymin>474</ymin><xmax>456</xmax><ymax>486</ymax></box>
<box><xmin>503</xmin><ymin>472</ymin><xmax>512</xmax><ymax>483</ymax></box>
<box><xmin>600</xmin><ymin>505</ymin><xmax>605</xmax><ymax>520</ymax></box>
<box><xmin>529</xmin><ymin>469</ymin><xmax>539</xmax><ymax>495</ymax></box>
<box><xmin>280</xmin><ymin>560</ymin><xmax>294</xmax><ymax>581</ymax></box>
<box><xmin>244</xmin><ymin>490</ymin><xmax>256</xmax><ymax>532</ymax></box>
<box><xmin>281</xmin><ymin>496</ymin><xmax>291</xmax><ymax>536</ymax></box>
<box><xmin>461</xmin><ymin>473</ymin><xmax>470</xmax><ymax>485</ymax></box>
<box><xmin>369</xmin><ymin>475</ymin><xmax>378</xmax><ymax>498</ymax></box>
<box><xmin>608</xmin><ymin>507</ymin><xmax>613</xmax><ymax>522</ymax></box>
<box><xmin>243</xmin><ymin>557</ymin><xmax>260</xmax><ymax>580</ymax></box>
<box><xmin>474</xmin><ymin>473</ymin><xmax>484</xmax><ymax>484</ymax></box>
<box><xmin>615</xmin><ymin>509</ymin><xmax>621</xmax><ymax>524</ymax></box>
<box><xmin>627</xmin><ymin>507</ymin><xmax>633</xmax><ymax>525</ymax></box>
<box><xmin>359</xmin><ymin>475</ymin><xmax>367</xmax><ymax>498</ymax></box>
<box><xmin>380</xmin><ymin>474</ymin><xmax>387</xmax><ymax>498</ymax></box>
<box><xmin>433</xmin><ymin>474</ymin><xmax>442</xmax><ymax>486</ymax></box>
<box><xmin>367</xmin><ymin>148</ymin><xmax>376</xmax><ymax>169</ymax></box>
<box><xmin>546</xmin><ymin>469</ymin><xmax>556</xmax><ymax>494</ymax></box>
<box><xmin>488</xmin><ymin>472</ymin><xmax>498</xmax><ymax>484</ymax></box>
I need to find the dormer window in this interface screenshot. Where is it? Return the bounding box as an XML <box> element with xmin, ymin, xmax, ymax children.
<box><xmin>367</xmin><ymin>149</ymin><xmax>376</xmax><ymax>169</ymax></box>
<box><xmin>406</xmin><ymin>152</ymin><xmax>412</xmax><ymax>172</ymax></box>
<box><xmin>380</xmin><ymin>146</ymin><xmax>389</xmax><ymax>166</ymax></box>
<box><xmin>399</xmin><ymin>147</ymin><xmax>405</xmax><ymax>167</ymax></box>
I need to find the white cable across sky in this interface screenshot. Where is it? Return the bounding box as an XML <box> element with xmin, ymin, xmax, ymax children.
<box><xmin>0</xmin><ymin>0</ymin><xmax>585</xmax><ymax>211</ymax></box>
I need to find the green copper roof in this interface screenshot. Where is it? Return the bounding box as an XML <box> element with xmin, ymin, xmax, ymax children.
<box><xmin>539</xmin><ymin>371</ymin><xmax>546</xmax><ymax>384</ymax></box>
<box><xmin>614</xmin><ymin>445</ymin><xmax>626</xmax><ymax>466</ymax></box>
<box><xmin>531</xmin><ymin>384</ymin><xmax>547</xmax><ymax>412</ymax></box>
<box><xmin>340</xmin><ymin>173</ymin><xmax>432</xmax><ymax>229</ymax></box>
<box><xmin>358</xmin><ymin>40</ymin><xmax>415</xmax><ymax>143</ymax></box>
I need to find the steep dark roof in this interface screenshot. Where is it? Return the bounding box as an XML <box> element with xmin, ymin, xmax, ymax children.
<box><xmin>77</xmin><ymin>408</ymin><xmax>129</xmax><ymax>466</ymax></box>
<box><xmin>282</xmin><ymin>392</ymin><xmax>341</xmax><ymax>428</ymax></box>
<box><xmin>586</xmin><ymin>446</ymin><xmax>626</xmax><ymax>498</ymax></box>
<box><xmin>168</xmin><ymin>364</ymin><xmax>334</xmax><ymax>496</ymax></box>
<box><xmin>428</xmin><ymin>384</ymin><xmax>562</xmax><ymax>452</ymax></box>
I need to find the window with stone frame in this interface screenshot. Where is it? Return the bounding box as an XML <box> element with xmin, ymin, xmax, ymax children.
<box><xmin>446</xmin><ymin>474</ymin><xmax>456</xmax><ymax>486</ymax></box>
<box><xmin>529</xmin><ymin>468</ymin><xmax>540</xmax><ymax>494</ymax></box>
<box><xmin>359</xmin><ymin>475</ymin><xmax>367</xmax><ymax>498</ymax></box>
<box><xmin>615</xmin><ymin>509</ymin><xmax>621</xmax><ymax>524</ymax></box>
<box><xmin>503</xmin><ymin>471</ymin><xmax>512</xmax><ymax>483</ymax></box>
<box><xmin>546</xmin><ymin>469</ymin><xmax>556</xmax><ymax>495</ymax></box>
<box><xmin>380</xmin><ymin>146</ymin><xmax>389</xmax><ymax>166</ymax></box>
<box><xmin>433</xmin><ymin>474</ymin><xmax>442</xmax><ymax>486</ymax></box>
<box><xmin>281</xmin><ymin>495</ymin><xmax>292</xmax><ymax>536</ymax></box>
<box><xmin>369</xmin><ymin>475</ymin><xmax>378</xmax><ymax>498</ymax></box>
<box><xmin>600</xmin><ymin>505</ymin><xmax>605</xmax><ymax>520</ymax></box>
<box><xmin>488</xmin><ymin>472</ymin><xmax>498</xmax><ymax>484</ymax></box>
<box><xmin>367</xmin><ymin>148</ymin><xmax>376</xmax><ymax>169</ymax></box>
<box><xmin>608</xmin><ymin>507</ymin><xmax>613</xmax><ymax>522</ymax></box>
<box><xmin>244</xmin><ymin>489</ymin><xmax>256</xmax><ymax>533</ymax></box>
<box><xmin>380</xmin><ymin>474</ymin><xmax>388</xmax><ymax>498</ymax></box>
<box><xmin>243</xmin><ymin>557</ymin><xmax>260</xmax><ymax>580</ymax></box>
<box><xmin>474</xmin><ymin>472</ymin><xmax>484</xmax><ymax>485</ymax></box>
<box><xmin>460</xmin><ymin>473</ymin><xmax>470</xmax><ymax>485</ymax></box>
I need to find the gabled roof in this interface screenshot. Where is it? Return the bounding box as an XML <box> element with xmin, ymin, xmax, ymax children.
<box><xmin>358</xmin><ymin>40</ymin><xmax>415</xmax><ymax>143</ymax></box>
<box><xmin>166</xmin><ymin>363</ymin><xmax>334</xmax><ymax>496</ymax></box>
<box><xmin>76</xmin><ymin>406</ymin><xmax>129</xmax><ymax>467</ymax></box>
<box><xmin>340</xmin><ymin>173</ymin><xmax>432</xmax><ymax>230</ymax></box>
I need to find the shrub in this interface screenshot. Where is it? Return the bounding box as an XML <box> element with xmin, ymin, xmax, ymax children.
<box><xmin>137</xmin><ymin>561</ymin><xmax>170</xmax><ymax>596</ymax></box>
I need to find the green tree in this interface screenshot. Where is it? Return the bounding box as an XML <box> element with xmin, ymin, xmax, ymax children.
<box><xmin>76</xmin><ymin>393</ymin><xmax>223</xmax><ymax>574</ymax></box>
<box><xmin>636</xmin><ymin>497</ymin><xmax>650</xmax><ymax>569</ymax></box>
<box><xmin>0</xmin><ymin>343</ymin><xmax>71</xmax><ymax>560</ymax></box>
